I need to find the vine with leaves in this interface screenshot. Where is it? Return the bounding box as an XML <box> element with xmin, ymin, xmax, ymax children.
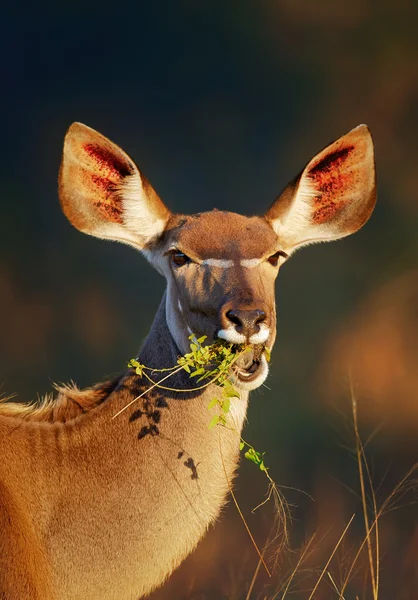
<box><xmin>125</xmin><ymin>334</ymin><xmax>281</xmax><ymax>499</ymax></box>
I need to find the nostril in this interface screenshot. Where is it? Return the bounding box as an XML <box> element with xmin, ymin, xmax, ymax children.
<box><xmin>255</xmin><ymin>310</ymin><xmax>266</xmax><ymax>324</ymax></box>
<box><xmin>224</xmin><ymin>308</ymin><xmax>267</xmax><ymax>337</ymax></box>
<box><xmin>226</xmin><ymin>310</ymin><xmax>243</xmax><ymax>328</ymax></box>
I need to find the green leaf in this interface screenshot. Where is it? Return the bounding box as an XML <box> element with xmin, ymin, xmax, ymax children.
<box><xmin>190</xmin><ymin>368</ymin><xmax>205</xmax><ymax>378</ymax></box>
<box><xmin>224</xmin><ymin>386</ymin><xmax>240</xmax><ymax>398</ymax></box>
<box><xmin>196</xmin><ymin>374</ymin><xmax>207</xmax><ymax>383</ymax></box>
<box><xmin>209</xmin><ymin>415</ymin><xmax>220</xmax><ymax>429</ymax></box>
<box><xmin>264</xmin><ymin>347</ymin><xmax>271</xmax><ymax>362</ymax></box>
<box><xmin>239</xmin><ymin>441</ymin><xmax>245</xmax><ymax>451</ymax></box>
<box><xmin>221</xmin><ymin>398</ymin><xmax>231</xmax><ymax>414</ymax></box>
<box><xmin>244</xmin><ymin>448</ymin><xmax>263</xmax><ymax>466</ymax></box>
<box><xmin>244</xmin><ymin>450</ymin><xmax>257</xmax><ymax>464</ymax></box>
<box><xmin>207</xmin><ymin>398</ymin><xmax>218</xmax><ymax>410</ymax></box>
<box><xmin>197</xmin><ymin>336</ymin><xmax>207</xmax><ymax>344</ymax></box>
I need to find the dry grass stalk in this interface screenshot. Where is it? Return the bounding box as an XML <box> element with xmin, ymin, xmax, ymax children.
<box><xmin>350</xmin><ymin>381</ymin><xmax>379</xmax><ymax>600</ymax></box>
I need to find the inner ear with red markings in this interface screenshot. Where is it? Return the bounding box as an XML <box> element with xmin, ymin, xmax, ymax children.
<box><xmin>59</xmin><ymin>123</ymin><xmax>171</xmax><ymax>249</ymax></box>
<box><xmin>265</xmin><ymin>125</ymin><xmax>376</xmax><ymax>254</ymax></box>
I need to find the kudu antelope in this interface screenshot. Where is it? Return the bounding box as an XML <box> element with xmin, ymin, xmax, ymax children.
<box><xmin>0</xmin><ymin>123</ymin><xmax>375</xmax><ymax>599</ymax></box>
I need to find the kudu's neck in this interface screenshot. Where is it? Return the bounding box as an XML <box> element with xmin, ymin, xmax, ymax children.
<box><xmin>1</xmin><ymin>290</ymin><xmax>250</xmax><ymax>600</ymax></box>
<box><xmin>120</xmin><ymin>290</ymin><xmax>212</xmax><ymax>403</ymax></box>
<box><xmin>137</xmin><ymin>291</ymin><xmax>181</xmax><ymax>373</ymax></box>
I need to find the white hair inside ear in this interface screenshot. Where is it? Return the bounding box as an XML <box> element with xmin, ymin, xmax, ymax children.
<box><xmin>59</xmin><ymin>122</ymin><xmax>171</xmax><ymax>250</ymax></box>
<box><xmin>266</xmin><ymin>124</ymin><xmax>376</xmax><ymax>255</ymax></box>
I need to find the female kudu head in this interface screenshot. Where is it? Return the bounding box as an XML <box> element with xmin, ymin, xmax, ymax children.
<box><xmin>59</xmin><ymin>123</ymin><xmax>375</xmax><ymax>390</ymax></box>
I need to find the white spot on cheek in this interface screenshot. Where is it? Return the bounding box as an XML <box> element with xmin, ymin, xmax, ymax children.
<box><xmin>177</xmin><ymin>299</ymin><xmax>193</xmax><ymax>335</ymax></box>
<box><xmin>201</xmin><ymin>259</ymin><xmax>234</xmax><ymax>268</ymax></box>
<box><xmin>249</xmin><ymin>324</ymin><xmax>269</xmax><ymax>345</ymax></box>
<box><xmin>217</xmin><ymin>328</ymin><xmax>246</xmax><ymax>345</ymax></box>
<box><xmin>240</xmin><ymin>258</ymin><xmax>261</xmax><ymax>268</ymax></box>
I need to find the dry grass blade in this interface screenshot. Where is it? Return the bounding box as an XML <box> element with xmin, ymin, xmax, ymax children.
<box><xmin>339</xmin><ymin>461</ymin><xmax>418</xmax><ymax>597</ymax></box>
<box><xmin>218</xmin><ymin>430</ymin><xmax>271</xmax><ymax>578</ymax></box>
<box><xmin>350</xmin><ymin>381</ymin><xmax>379</xmax><ymax>600</ymax></box>
<box><xmin>327</xmin><ymin>571</ymin><xmax>345</xmax><ymax>599</ymax></box>
<box><xmin>306</xmin><ymin>514</ymin><xmax>355</xmax><ymax>600</ymax></box>
<box><xmin>245</xmin><ymin>552</ymin><xmax>263</xmax><ymax>600</ymax></box>
<box><xmin>275</xmin><ymin>533</ymin><xmax>317</xmax><ymax>600</ymax></box>
<box><xmin>252</xmin><ymin>481</ymin><xmax>291</xmax><ymax>549</ymax></box>
<box><xmin>245</xmin><ymin>522</ymin><xmax>276</xmax><ymax>600</ymax></box>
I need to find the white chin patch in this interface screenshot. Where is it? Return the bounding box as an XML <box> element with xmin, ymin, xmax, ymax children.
<box><xmin>232</xmin><ymin>355</ymin><xmax>269</xmax><ymax>391</ymax></box>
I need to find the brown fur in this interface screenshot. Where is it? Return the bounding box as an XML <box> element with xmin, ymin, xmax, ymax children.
<box><xmin>166</xmin><ymin>212</ymin><xmax>280</xmax><ymax>260</ymax></box>
<box><xmin>0</xmin><ymin>380</ymin><xmax>116</xmax><ymax>423</ymax></box>
<box><xmin>0</xmin><ymin>481</ymin><xmax>54</xmax><ymax>599</ymax></box>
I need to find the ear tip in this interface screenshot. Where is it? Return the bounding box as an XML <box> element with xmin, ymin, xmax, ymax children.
<box><xmin>354</xmin><ymin>123</ymin><xmax>370</xmax><ymax>131</ymax></box>
<box><xmin>350</xmin><ymin>123</ymin><xmax>374</xmax><ymax>142</ymax></box>
<box><xmin>65</xmin><ymin>122</ymin><xmax>97</xmax><ymax>139</ymax></box>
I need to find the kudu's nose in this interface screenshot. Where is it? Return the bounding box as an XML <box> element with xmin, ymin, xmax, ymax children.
<box><xmin>224</xmin><ymin>309</ymin><xmax>266</xmax><ymax>339</ymax></box>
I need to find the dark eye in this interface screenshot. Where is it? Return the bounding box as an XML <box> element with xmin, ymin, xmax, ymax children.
<box><xmin>171</xmin><ymin>251</ymin><xmax>191</xmax><ymax>267</ymax></box>
<box><xmin>267</xmin><ymin>250</ymin><xmax>287</xmax><ymax>267</ymax></box>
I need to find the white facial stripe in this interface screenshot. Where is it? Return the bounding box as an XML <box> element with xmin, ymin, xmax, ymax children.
<box><xmin>249</xmin><ymin>324</ymin><xmax>270</xmax><ymax>345</ymax></box>
<box><xmin>217</xmin><ymin>328</ymin><xmax>246</xmax><ymax>345</ymax></box>
<box><xmin>169</xmin><ymin>256</ymin><xmax>268</xmax><ymax>269</ymax></box>
<box><xmin>240</xmin><ymin>258</ymin><xmax>262</xmax><ymax>268</ymax></box>
<box><xmin>200</xmin><ymin>258</ymin><xmax>264</xmax><ymax>268</ymax></box>
<box><xmin>201</xmin><ymin>259</ymin><xmax>234</xmax><ymax>268</ymax></box>
<box><xmin>177</xmin><ymin>299</ymin><xmax>193</xmax><ymax>335</ymax></box>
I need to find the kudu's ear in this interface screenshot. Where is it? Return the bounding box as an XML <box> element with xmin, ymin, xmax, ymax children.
<box><xmin>59</xmin><ymin>123</ymin><xmax>171</xmax><ymax>249</ymax></box>
<box><xmin>265</xmin><ymin>125</ymin><xmax>376</xmax><ymax>254</ymax></box>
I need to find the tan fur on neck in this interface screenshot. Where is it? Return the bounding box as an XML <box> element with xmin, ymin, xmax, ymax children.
<box><xmin>0</xmin><ymin>380</ymin><xmax>116</xmax><ymax>423</ymax></box>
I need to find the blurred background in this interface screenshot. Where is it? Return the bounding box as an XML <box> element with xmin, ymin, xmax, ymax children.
<box><xmin>1</xmin><ymin>1</ymin><xmax>418</xmax><ymax>598</ymax></box>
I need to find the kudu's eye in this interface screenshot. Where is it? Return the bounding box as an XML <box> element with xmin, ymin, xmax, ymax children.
<box><xmin>170</xmin><ymin>251</ymin><xmax>191</xmax><ymax>267</ymax></box>
<box><xmin>267</xmin><ymin>250</ymin><xmax>287</xmax><ymax>267</ymax></box>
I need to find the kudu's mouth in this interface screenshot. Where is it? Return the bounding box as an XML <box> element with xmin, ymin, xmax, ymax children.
<box><xmin>232</xmin><ymin>344</ymin><xmax>267</xmax><ymax>388</ymax></box>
